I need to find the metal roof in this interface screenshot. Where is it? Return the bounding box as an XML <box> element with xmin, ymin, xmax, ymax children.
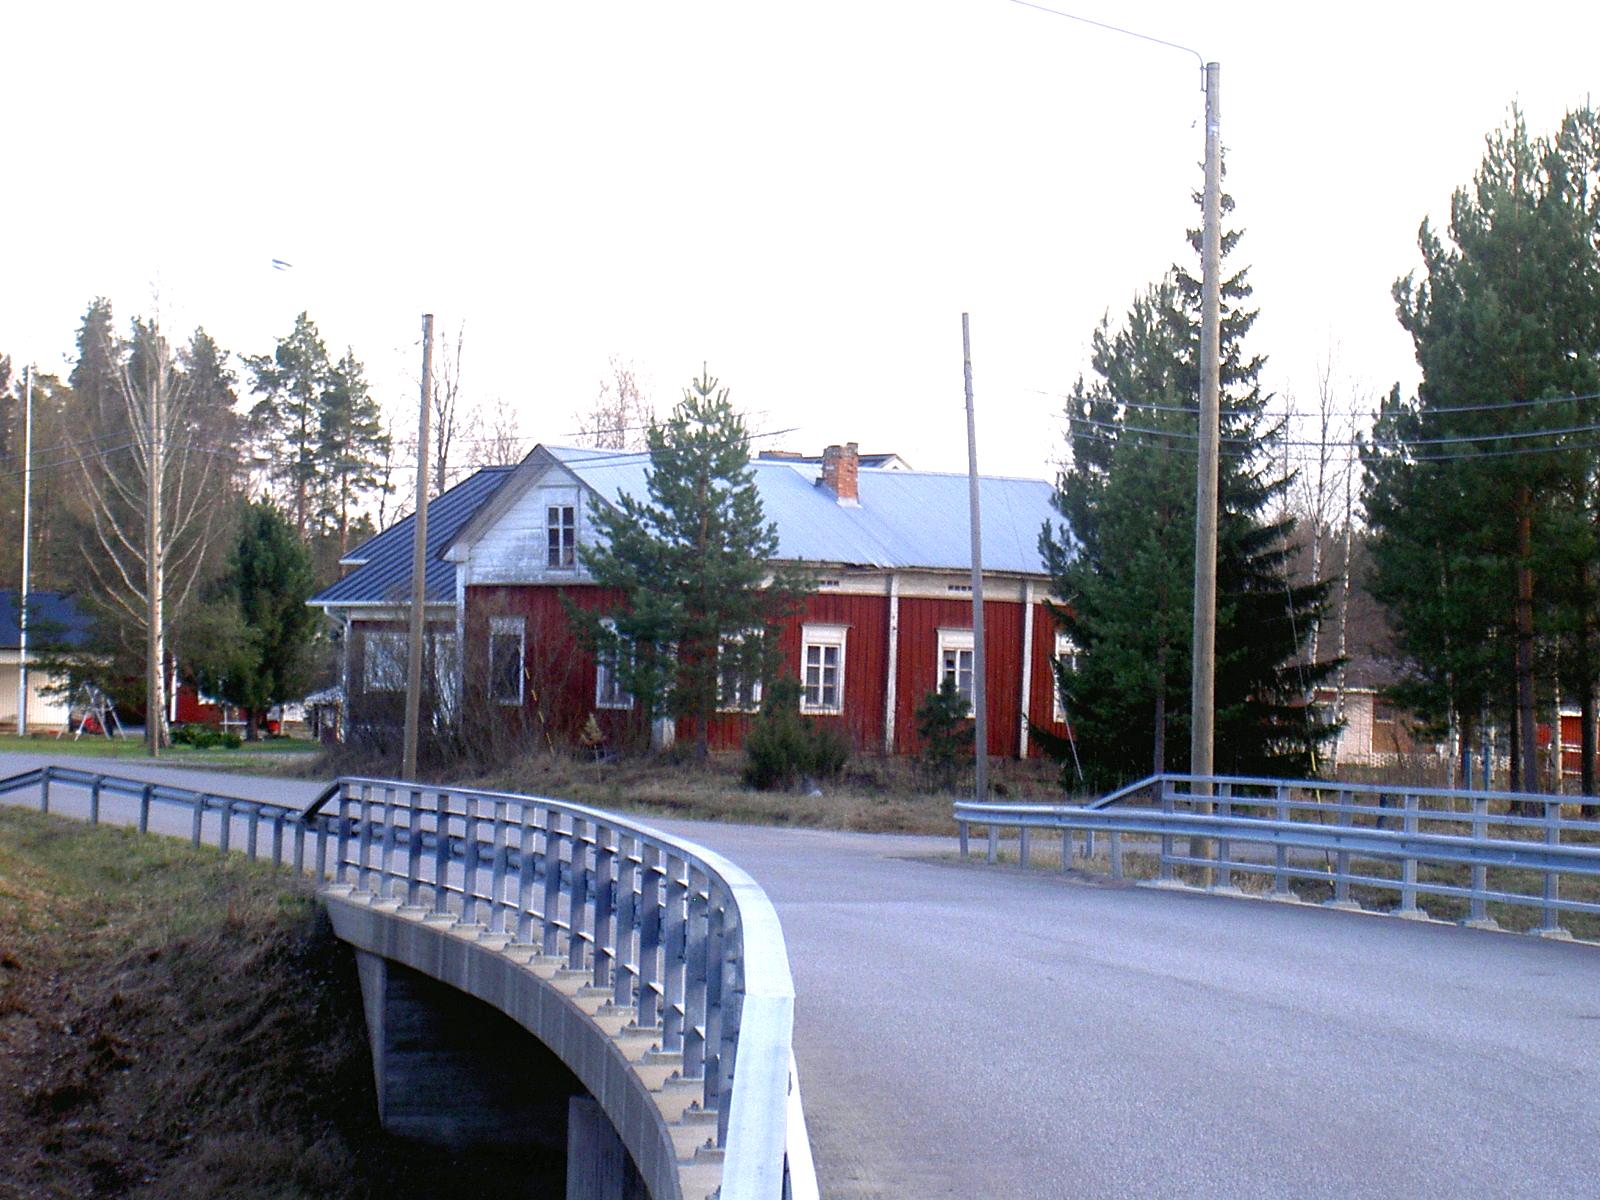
<box><xmin>317</xmin><ymin>447</ymin><xmax>1061</xmax><ymax>611</ymax></box>
<box><xmin>310</xmin><ymin>466</ymin><xmax>515</xmax><ymax>607</ymax></box>
<box><xmin>544</xmin><ymin>446</ymin><xmax>1058</xmax><ymax>575</ymax></box>
<box><xmin>0</xmin><ymin>590</ymin><xmax>95</xmax><ymax>650</ymax></box>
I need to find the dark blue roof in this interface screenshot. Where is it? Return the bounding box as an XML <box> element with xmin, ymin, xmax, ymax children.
<box><xmin>310</xmin><ymin>467</ymin><xmax>514</xmax><ymax>607</ymax></box>
<box><xmin>0</xmin><ymin>590</ymin><xmax>94</xmax><ymax>649</ymax></box>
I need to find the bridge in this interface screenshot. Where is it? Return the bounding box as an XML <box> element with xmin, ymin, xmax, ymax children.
<box><xmin>3</xmin><ymin>750</ymin><xmax>1599</xmax><ymax>1200</ymax></box>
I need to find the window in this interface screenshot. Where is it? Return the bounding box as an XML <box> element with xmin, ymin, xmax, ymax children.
<box><xmin>937</xmin><ymin>628</ymin><xmax>975</xmax><ymax>714</ymax></box>
<box><xmin>547</xmin><ymin>505</ymin><xmax>576</xmax><ymax>568</ymax></box>
<box><xmin>363</xmin><ymin>631</ymin><xmax>407</xmax><ymax>693</ymax></box>
<box><xmin>717</xmin><ymin>630</ymin><xmax>764</xmax><ymax>713</ymax></box>
<box><xmin>1052</xmin><ymin>632</ymin><xmax>1078</xmax><ymax>724</ymax></box>
<box><xmin>489</xmin><ymin>616</ymin><xmax>525</xmax><ymax>705</ymax></box>
<box><xmin>594</xmin><ymin>619</ymin><xmax>633</xmax><ymax>710</ymax></box>
<box><xmin>800</xmin><ymin>624</ymin><xmax>847</xmax><ymax>714</ymax></box>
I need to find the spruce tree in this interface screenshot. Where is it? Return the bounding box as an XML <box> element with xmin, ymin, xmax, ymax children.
<box><xmin>576</xmin><ymin>368</ymin><xmax>808</xmax><ymax>756</ymax></box>
<box><xmin>1039</xmin><ymin>187</ymin><xmax>1334</xmax><ymax>787</ymax></box>
<box><xmin>1364</xmin><ymin>106</ymin><xmax>1600</xmax><ymax>792</ymax></box>
<box><xmin>185</xmin><ymin>501</ymin><xmax>318</xmax><ymax>740</ymax></box>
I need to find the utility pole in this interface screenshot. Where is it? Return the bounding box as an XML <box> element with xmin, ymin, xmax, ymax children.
<box><xmin>963</xmin><ymin>314</ymin><xmax>989</xmax><ymax>802</ymax></box>
<box><xmin>17</xmin><ymin>365</ymin><xmax>33</xmax><ymax>736</ymax></box>
<box><xmin>1189</xmin><ymin>61</ymin><xmax>1223</xmax><ymax>788</ymax></box>
<box><xmin>403</xmin><ymin>313</ymin><xmax>435</xmax><ymax>780</ymax></box>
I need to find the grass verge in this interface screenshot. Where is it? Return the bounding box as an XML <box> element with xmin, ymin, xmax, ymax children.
<box><xmin>304</xmin><ymin>744</ymin><xmax>1077</xmax><ymax>837</ymax></box>
<box><xmin>0</xmin><ymin>807</ymin><xmax>559</xmax><ymax>1200</ymax></box>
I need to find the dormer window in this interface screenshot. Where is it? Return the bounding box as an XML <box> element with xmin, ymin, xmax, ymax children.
<box><xmin>547</xmin><ymin>505</ymin><xmax>576</xmax><ymax>568</ymax></box>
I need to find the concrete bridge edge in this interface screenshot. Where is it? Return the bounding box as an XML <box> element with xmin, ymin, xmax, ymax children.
<box><xmin>322</xmin><ymin>889</ymin><xmax>687</xmax><ymax>1200</ymax></box>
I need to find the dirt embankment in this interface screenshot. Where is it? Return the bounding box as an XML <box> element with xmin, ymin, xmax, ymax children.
<box><xmin>0</xmin><ymin>808</ymin><xmax>559</xmax><ymax>1200</ymax></box>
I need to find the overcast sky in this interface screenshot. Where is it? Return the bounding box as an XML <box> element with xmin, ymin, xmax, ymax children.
<box><xmin>6</xmin><ymin>1</ymin><xmax>1599</xmax><ymax>484</ymax></box>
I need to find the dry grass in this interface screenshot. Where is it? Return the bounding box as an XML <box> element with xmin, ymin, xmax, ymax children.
<box><xmin>0</xmin><ymin>807</ymin><xmax>560</xmax><ymax>1200</ymax></box>
<box><xmin>305</xmin><ymin>742</ymin><xmax>1080</xmax><ymax>837</ymax></box>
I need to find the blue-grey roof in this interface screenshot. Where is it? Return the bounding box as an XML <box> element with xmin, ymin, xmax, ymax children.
<box><xmin>0</xmin><ymin>590</ymin><xmax>94</xmax><ymax>650</ymax></box>
<box><xmin>310</xmin><ymin>467</ymin><xmax>515</xmax><ymax>607</ymax></box>
<box><xmin>546</xmin><ymin>446</ymin><xmax>1057</xmax><ymax>575</ymax></box>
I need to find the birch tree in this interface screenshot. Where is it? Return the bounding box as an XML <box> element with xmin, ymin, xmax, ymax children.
<box><xmin>74</xmin><ymin>320</ymin><xmax>228</xmax><ymax>753</ymax></box>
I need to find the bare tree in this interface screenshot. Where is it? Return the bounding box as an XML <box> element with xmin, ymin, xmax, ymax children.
<box><xmin>1283</xmin><ymin>351</ymin><xmax>1369</xmax><ymax>767</ymax></box>
<box><xmin>572</xmin><ymin>355</ymin><xmax>653</xmax><ymax>449</ymax></box>
<box><xmin>432</xmin><ymin>320</ymin><xmax>467</xmax><ymax>496</ymax></box>
<box><xmin>74</xmin><ymin>322</ymin><xmax>224</xmax><ymax>754</ymax></box>
<box><xmin>471</xmin><ymin>400</ymin><xmax>526</xmax><ymax>468</ymax></box>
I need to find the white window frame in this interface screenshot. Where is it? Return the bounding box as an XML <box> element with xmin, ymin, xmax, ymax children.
<box><xmin>363</xmin><ymin>630</ymin><xmax>408</xmax><ymax>694</ymax></box>
<box><xmin>489</xmin><ymin>616</ymin><xmax>526</xmax><ymax>706</ymax></box>
<box><xmin>717</xmin><ymin>628</ymin><xmax>764</xmax><ymax>714</ymax></box>
<box><xmin>800</xmin><ymin>624</ymin><xmax>848</xmax><ymax>715</ymax></box>
<box><xmin>937</xmin><ymin>627</ymin><xmax>975</xmax><ymax>715</ymax></box>
<box><xmin>1052</xmin><ymin>631</ymin><xmax>1078</xmax><ymax>724</ymax></box>
<box><xmin>547</xmin><ymin>504</ymin><xmax>577</xmax><ymax>569</ymax></box>
<box><xmin>594</xmin><ymin>618</ymin><xmax>633</xmax><ymax>710</ymax></box>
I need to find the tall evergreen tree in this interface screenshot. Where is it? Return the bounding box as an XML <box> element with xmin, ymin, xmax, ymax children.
<box><xmin>575</xmin><ymin>369</ymin><xmax>808</xmax><ymax>757</ymax></box>
<box><xmin>184</xmin><ymin>501</ymin><xmax>319</xmax><ymax>740</ymax></box>
<box><xmin>246</xmin><ymin>312</ymin><xmax>332</xmax><ymax>537</ymax></box>
<box><xmin>317</xmin><ymin>348</ymin><xmax>388</xmax><ymax>558</ymax></box>
<box><xmin>1039</xmin><ymin>186</ymin><xmax>1334</xmax><ymax>787</ymax></box>
<box><xmin>1364</xmin><ymin>106</ymin><xmax>1600</xmax><ymax>792</ymax></box>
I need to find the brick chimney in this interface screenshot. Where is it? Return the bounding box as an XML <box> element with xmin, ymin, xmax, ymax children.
<box><xmin>819</xmin><ymin>442</ymin><xmax>860</xmax><ymax>505</ymax></box>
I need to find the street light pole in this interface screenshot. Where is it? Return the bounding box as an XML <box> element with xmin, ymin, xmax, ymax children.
<box><xmin>17</xmin><ymin>365</ymin><xmax>33</xmax><ymax>737</ymax></box>
<box><xmin>1189</xmin><ymin>62</ymin><xmax>1223</xmax><ymax>790</ymax></box>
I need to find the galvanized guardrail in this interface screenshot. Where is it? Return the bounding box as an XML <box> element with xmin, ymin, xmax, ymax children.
<box><xmin>0</xmin><ymin>765</ymin><xmax>815</xmax><ymax>1200</ymax></box>
<box><xmin>956</xmin><ymin>774</ymin><xmax>1600</xmax><ymax>936</ymax></box>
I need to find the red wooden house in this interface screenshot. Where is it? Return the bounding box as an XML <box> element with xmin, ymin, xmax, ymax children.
<box><xmin>316</xmin><ymin>442</ymin><xmax>1074</xmax><ymax>759</ymax></box>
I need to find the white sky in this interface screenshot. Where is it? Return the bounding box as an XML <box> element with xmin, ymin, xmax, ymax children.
<box><xmin>5</xmin><ymin>1</ymin><xmax>1598</xmax><ymax>484</ymax></box>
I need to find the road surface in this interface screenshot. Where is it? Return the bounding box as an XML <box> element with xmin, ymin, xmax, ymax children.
<box><xmin>3</xmin><ymin>752</ymin><xmax>1596</xmax><ymax>1199</ymax></box>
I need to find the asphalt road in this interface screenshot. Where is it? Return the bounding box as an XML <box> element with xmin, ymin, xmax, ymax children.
<box><xmin>3</xmin><ymin>752</ymin><xmax>1597</xmax><ymax>1200</ymax></box>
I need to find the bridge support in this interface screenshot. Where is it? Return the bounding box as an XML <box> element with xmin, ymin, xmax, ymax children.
<box><xmin>354</xmin><ymin>948</ymin><xmax>576</xmax><ymax>1150</ymax></box>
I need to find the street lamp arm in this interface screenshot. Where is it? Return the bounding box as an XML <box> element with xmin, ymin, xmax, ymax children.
<box><xmin>1003</xmin><ymin>0</ymin><xmax>1205</xmax><ymax>78</ymax></box>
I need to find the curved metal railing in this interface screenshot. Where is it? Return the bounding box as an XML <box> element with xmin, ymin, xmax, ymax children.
<box><xmin>0</xmin><ymin>766</ymin><xmax>815</xmax><ymax>1200</ymax></box>
<box><xmin>320</xmin><ymin>776</ymin><xmax>812</xmax><ymax>1198</ymax></box>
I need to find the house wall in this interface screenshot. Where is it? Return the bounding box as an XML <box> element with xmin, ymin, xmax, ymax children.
<box><xmin>461</xmin><ymin>580</ymin><xmax>1068</xmax><ymax>760</ymax></box>
<box><xmin>0</xmin><ymin>654</ymin><xmax>71</xmax><ymax>730</ymax></box>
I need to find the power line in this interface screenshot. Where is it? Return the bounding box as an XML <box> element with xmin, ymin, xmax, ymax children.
<box><xmin>1031</xmin><ymin>385</ymin><xmax>1600</xmax><ymax>421</ymax></box>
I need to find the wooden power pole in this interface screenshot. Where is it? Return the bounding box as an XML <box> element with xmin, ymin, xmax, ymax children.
<box><xmin>963</xmin><ymin>313</ymin><xmax>989</xmax><ymax>802</ymax></box>
<box><xmin>402</xmin><ymin>314</ymin><xmax>435</xmax><ymax>780</ymax></box>
<box><xmin>1189</xmin><ymin>61</ymin><xmax>1223</xmax><ymax>787</ymax></box>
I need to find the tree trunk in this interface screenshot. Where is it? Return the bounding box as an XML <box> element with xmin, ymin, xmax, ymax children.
<box><xmin>1151</xmin><ymin>648</ymin><xmax>1167</xmax><ymax>778</ymax></box>
<box><xmin>246</xmin><ymin>709</ymin><xmax>260</xmax><ymax>742</ymax></box>
<box><xmin>1583</xmin><ymin>684</ymin><xmax>1598</xmax><ymax>817</ymax></box>
<box><xmin>1515</xmin><ymin>492</ymin><xmax>1538</xmax><ymax>806</ymax></box>
<box><xmin>1458</xmin><ymin>707</ymin><xmax>1475</xmax><ymax>791</ymax></box>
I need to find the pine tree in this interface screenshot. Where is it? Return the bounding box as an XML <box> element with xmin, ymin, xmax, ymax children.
<box><xmin>576</xmin><ymin>368</ymin><xmax>808</xmax><ymax>756</ymax></box>
<box><xmin>1039</xmin><ymin>187</ymin><xmax>1334</xmax><ymax>788</ymax></box>
<box><xmin>247</xmin><ymin>312</ymin><xmax>332</xmax><ymax>537</ymax></box>
<box><xmin>1364</xmin><ymin>106</ymin><xmax>1600</xmax><ymax>792</ymax></box>
<box><xmin>317</xmin><ymin>348</ymin><xmax>389</xmax><ymax>559</ymax></box>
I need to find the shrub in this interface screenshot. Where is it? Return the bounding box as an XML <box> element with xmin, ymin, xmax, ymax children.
<box><xmin>170</xmin><ymin>724</ymin><xmax>243</xmax><ymax>750</ymax></box>
<box><xmin>915</xmin><ymin>677</ymin><xmax>974</xmax><ymax>792</ymax></box>
<box><xmin>743</xmin><ymin>677</ymin><xmax>850</xmax><ymax>791</ymax></box>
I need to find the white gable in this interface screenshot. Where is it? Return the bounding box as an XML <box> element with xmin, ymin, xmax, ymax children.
<box><xmin>461</xmin><ymin>461</ymin><xmax>603</xmax><ymax>585</ymax></box>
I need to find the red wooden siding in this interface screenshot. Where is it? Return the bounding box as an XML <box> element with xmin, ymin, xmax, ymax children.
<box><xmin>463</xmin><ymin>582</ymin><xmax>1064</xmax><ymax>760</ymax></box>
<box><xmin>894</xmin><ymin>597</ymin><xmax>1025</xmax><ymax>759</ymax></box>
<box><xmin>1028</xmin><ymin>602</ymin><xmax>1070</xmax><ymax>756</ymax></box>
